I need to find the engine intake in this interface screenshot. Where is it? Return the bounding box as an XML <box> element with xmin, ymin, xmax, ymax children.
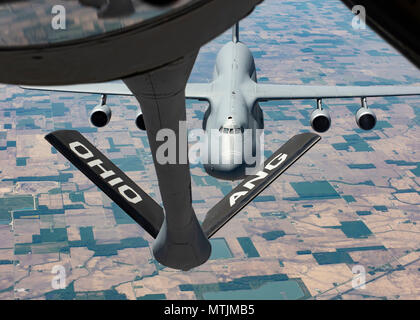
<box><xmin>356</xmin><ymin>98</ymin><xmax>376</xmax><ymax>131</ymax></box>
<box><xmin>135</xmin><ymin>111</ymin><xmax>146</xmax><ymax>131</ymax></box>
<box><xmin>90</xmin><ymin>95</ymin><xmax>111</xmax><ymax>127</ymax></box>
<box><xmin>310</xmin><ymin>99</ymin><xmax>331</xmax><ymax>133</ymax></box>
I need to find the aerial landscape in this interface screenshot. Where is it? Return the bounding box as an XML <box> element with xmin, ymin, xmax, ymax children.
<box><xmin>0</xmin><ymin>0</ymin><xmax>419</xmax><ymax>300</ymax></box>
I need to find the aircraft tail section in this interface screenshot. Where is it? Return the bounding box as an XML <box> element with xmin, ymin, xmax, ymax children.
<box><xmin>202</xmin><ymin>132</ymin><xmax>321</xmax><ymax>238</ymax></box>
<box><xmin>45</xmin><ymin>130</ymin><xmax>164</xmax><ymax>238</ymax></box>
<box><xmin>233</xmin><ymin>22</ymin><xmax>239</xmax><ymax>43</ymax></box>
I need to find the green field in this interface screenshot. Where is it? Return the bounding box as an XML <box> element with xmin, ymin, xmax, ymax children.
<box><xmin>209</xmin><ymin>238</ymin><xmax>233</xmax><ymax>260</ymax></box>
<box><xmin>0</xmin><ymin>195</ymin><xmax>34</xmax><ymax>224</ymax></box>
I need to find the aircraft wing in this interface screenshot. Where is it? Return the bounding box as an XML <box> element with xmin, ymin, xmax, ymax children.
<box><xmin>20</xmin><ymin>82</ymin><xmax>133</xmax><ymax>96</ymax></box>
<box><xmin>20</xmin><ymin>81</ymin><xmax>212</xmax><ymax>100</ymax></box>
<box><xmin>255</xmin><ymin>84</ymin><xmax>420</xmax><ymax>101</ymax></box>
<box><xmin>185</xmin><ymin>83</ymin><xmax>212</xmax><ymax>101</ymax></box>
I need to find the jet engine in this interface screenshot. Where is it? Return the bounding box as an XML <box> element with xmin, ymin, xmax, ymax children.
<box><xmin>135</xmin><ymin>110</ymin><xmax>146</xmax><ymax>131</ymax></box>
<box><xmin>90</xmin><ymin>95</ymin><xmax>111</xmax><ymax>127</ymax></box>
<box><xmin>310</xmin><ymin>99</ymin><xmax>331</xmax><ymax>133</ymax></box>
<box><xmin>356</xmin><ymin>97</ymin><xmax>376</xmax><ymax>130</ymax></box>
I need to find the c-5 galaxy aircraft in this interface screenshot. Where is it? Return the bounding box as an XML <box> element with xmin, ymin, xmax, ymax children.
<box><xmin>23</xmin><ymin>24</ymin><xmax>420</xmax><ymax>177</ymax></box>
<box><xmin>21</xmin><ymin>24</ymin><xmax>420</xmax><ymax>271</ymax></box>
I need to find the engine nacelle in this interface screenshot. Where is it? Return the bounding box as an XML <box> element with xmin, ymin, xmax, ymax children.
<box><xmin>90</xmin><ymin>103</ymin><xmax>111</xmax><ymax>127</ymax></box>
<box><xmin>356</xmin><ymin>98</ymin><xmax>376</xmax><ymax>130</ymax></box>
<box><xmin>135</xmin><ymin>111</ymin><xmax>146</xmax><ymax>131</ymax></box>
<box><xmin>310</xmin><ymin>108</ymin><xmax>331</xmax><ymax>133</ymax></box>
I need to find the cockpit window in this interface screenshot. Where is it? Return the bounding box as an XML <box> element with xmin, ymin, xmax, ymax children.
<box><xmin>219</xmin><ymin>126</ymin><xmax>243</xmax><ymax>134</ymax></box>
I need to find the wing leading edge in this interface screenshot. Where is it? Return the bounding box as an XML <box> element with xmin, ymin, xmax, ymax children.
<box><xmin>20</xmin><ymin>81</ymin><xmax>212</xmax><ymax>101</ymax></box>
<box><xmin>255</xmin><ymin>83</ymin><xmax>420</xmax><ymax>101</ymax></box>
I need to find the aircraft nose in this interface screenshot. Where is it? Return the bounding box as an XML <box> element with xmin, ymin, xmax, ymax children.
<box><xmin>204</xmin><ymin>161</ymin><xmax>246</xmax><ymax>181</ymax></box>
<box><xmin>209</xmin><ymin>160</ymin><xmax>241</xmax><ymax>172</ymax></box>
<box><xmin>203</xmin><ymin>116</ymin><xmax>248</xmax><ymax>179</ymax></box>
<box><xmin>204</xmin><ymin>131</ymin><xmax>244</xmax><ymax>178</ymax></box>
<box><xmin>213</xmin><ymin>132</ymin><xmax>243</xmax><ymax>168</ymax></box>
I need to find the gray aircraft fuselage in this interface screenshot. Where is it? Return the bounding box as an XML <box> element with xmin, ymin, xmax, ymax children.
<box><xmin>201</xmin><ymin>40</ymin><xmax>264</xmax><ymax>180</ymax></box>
